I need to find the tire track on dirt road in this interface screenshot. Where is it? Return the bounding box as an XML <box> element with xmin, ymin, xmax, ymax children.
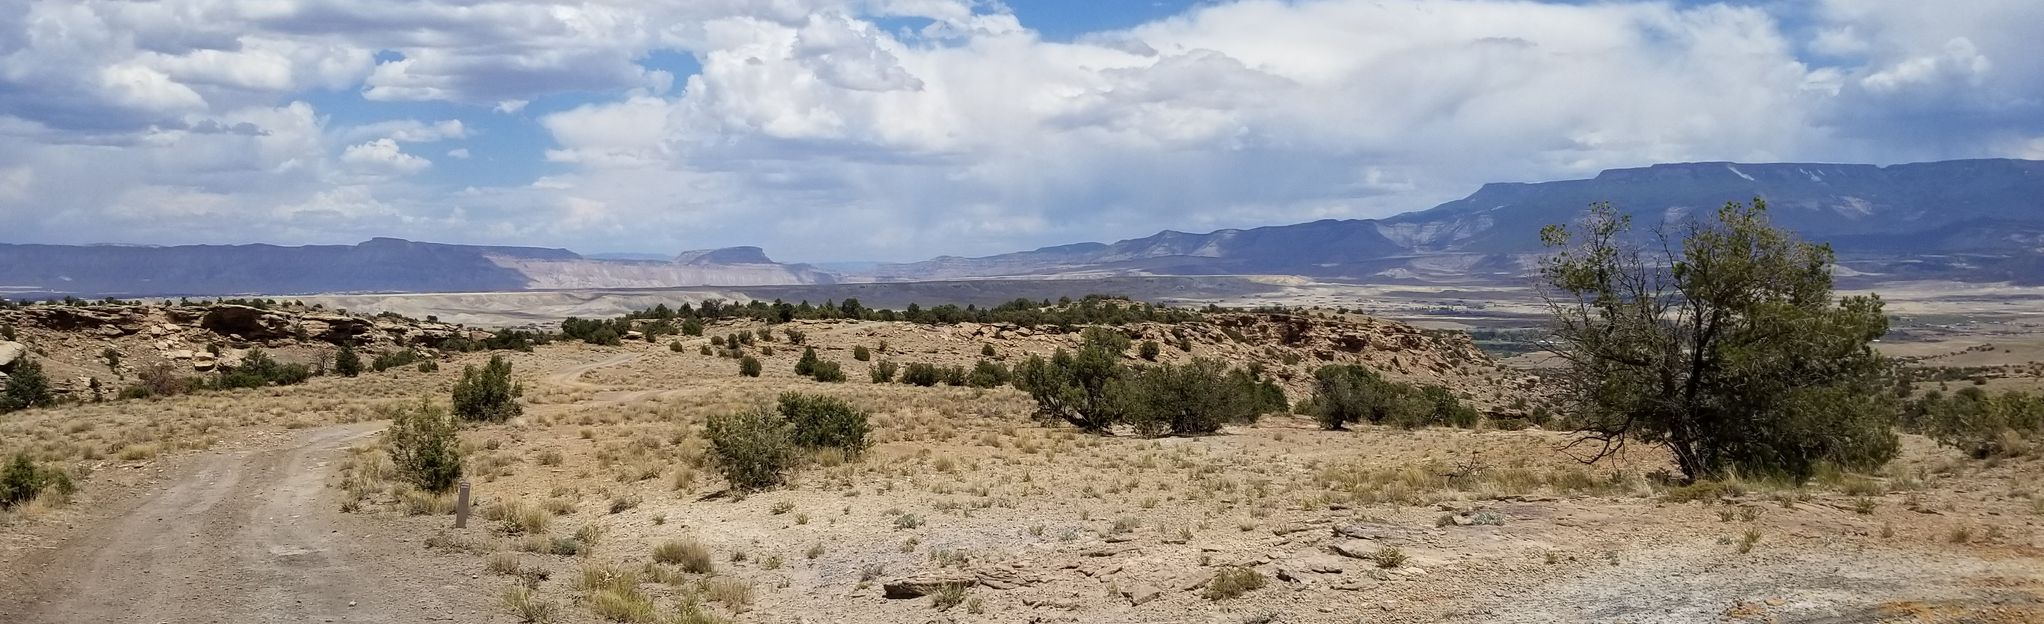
<box><xmin>0</xmin><ymin>423</ymin><xmax>491</xmax><ymax>624</ymax></box>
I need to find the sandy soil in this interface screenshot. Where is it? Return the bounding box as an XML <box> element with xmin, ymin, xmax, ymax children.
<box><xmin>0</xmin><ymin>422</ymin><xmax>493</xmax><ymax>624</ymax></box>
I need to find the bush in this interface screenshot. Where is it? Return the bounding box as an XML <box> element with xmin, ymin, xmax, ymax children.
<box><xmin>1139</xmin><ymin>340</ymin><xmax>1161</xmax><ymax>361</ymax></box>
<box><xmin>939</xmin><ymin>364</ymin><xmax>968</xmax><ymax>387</ymax></box>
<box><xmin>214</xmin><ymin>348</ymin><xmax>312</xmax><ymax>389</ymax></box>
<box><xmin>335</xmin><ymin>344</ymin><xmax>363</xmax><ymax>377</ymax></box>
<box><xmin>901</xmin><ymin>362</ymin><xmax>941</xmax><ymax>387</ymax></box>
<box><xmin>1012</xmin><ymin>328</ymin><xmax>1130</xmax><ymax>432</ymax></box>
<box><xmin>871</xmin><ymin>360</ymin><xmax>898</xmax><ymax>383</ymax></box>
<box><xmin>810</xmin><ymin>360</ymin><xmax>846</xmax><ymax>383</ymax></box>
<box><xmin>967</xmin><ymin>360</ymin><xmax>1010</xmax><ymax>389</ymax></box>
<box><xmin>371</xmin><ymin>348</ymin><xmax>426</xmax><ymax>372</ymax></box>
<box><xmin>418</xmin><ymin>360</ymin><xmax>440</xmax><ymax>373</ymax></box>
<box><xmin>704</xmin><ymin>406</ymin><xmax>798</xmax><ymax>490</ymax></box>
<box><xmin>1905</xmin><ymin>387</ymin><xmax>2044</xmax><ymax>458</ymax></box>
<box><xmin>794</xmin><ymin>347</ymin><xmax>819</xmax><ymax>376</ymax></box>
<box><xmin>778</xmin><ymin>392</ymin><xmax>870</xmax><ymax>454</ymax></box>
<box><xmin>1112</xmin><ymin>358</ymin><xmax>1272</xmax><ymax>437</ymax></box>
<box><xmin>853</xmin><ymin>345</ymin><xmax>871</xmax><ymax>361</ymax></box>
<box><xmin>385</xmin><ymin>402</ymin><xmax>463</xmax><ymax>492</ymax></box>
<box><xmin>1306</xmin><ymin>365</ymin><xmax>1474</xmax><ymax>430</ymax></box>
<box><xmin>981</xmin><ymin>344</ymin><xmax>996</xmax><ymax>358</ymax></box>
<box><xmin>784</xmin><ymin>328</ymin><xmax>806</xmax><ymax>344</ymax></box>
<box><xmin>1</xmin><ymin>453</ymin><xmax>72</xmax><ymax>509</ymax></box>
<box><xmin>699</xmin><ymin>344</ymin><xmax>712</xmax><ymax>356</ymax></box>
<box><xmin>669</xmin><ymin>340</ymin><xmax>686</xmax><ymax>353</ymax></box>
<box><xmin>681</xmin><ymin>319</ymin><xmax>704</xmax><ymax>337</ymax></box>
<box><xmin>1</xmin><ymin>357</ymin><xmax>54</xmax><ymax>412</ymax></box>
<box><xmin>453</xmin><ymin>355</ymin><xmax>522</xmax><ymax>422</ymax></box>
<box><xmin>739</xmin><ymin>356</ymin><xmax>762</xmax><ymax>377</ymax></box>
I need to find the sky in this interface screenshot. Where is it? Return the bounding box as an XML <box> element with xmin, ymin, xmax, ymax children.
<box><xmin>0</xmin><ymin>0</ymin><xmax>2039</xmax><ymax>262</ymax></box>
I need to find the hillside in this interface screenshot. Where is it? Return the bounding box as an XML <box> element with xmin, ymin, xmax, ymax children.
<box><xmin>864</xmin><ymin>158</ymin><xmax>2044</xmax><ymax>284</ymax></box>
<box><xmin>0</xmin><ymin>239</ymin><xmax>834</xmax><ymax>298</ymax></box>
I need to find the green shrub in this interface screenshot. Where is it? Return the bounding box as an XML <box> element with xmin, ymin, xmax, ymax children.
<box><xmin>1112</xmin><ymin>358</ymin><xmax>1271</xmax><ymax>437</ymax></box>
<box><xmin>778</xmin><ymin>392</ymin><xmax>870</xmax><ymax>454</ymax></box>
<box><xmin>901</xmin><ymin>362</ymin><xmax>941</xmax><ymax>387</ymax></box>
<box><xmin>335</xmin><ymin>344</ymin><xmax>363</xmax><ymax>377</ymax></box>
<box><xmin>1905</xmin><ymin>387</ymin><xmax>2044</xmax><ymax>458</ymax></box>
<box><xmin>385</xmin><ymin>402</ymin><xmax>463</xmax><ymax>492</ymax></box>
<box><xmin>794</xmin><ymin>347</ymin><xmax>819</xmax><ymax>376</ymax></box>
<box><xmin>704</xmin><ymin>406</ymin><xmax>797</xmax><ymax>490</ymax></box>
<box><xmin>1012</xmin><ymin>328</ymin><xmax>1129</xmax><ymax>432</ymax></box>
<box><xmin>871</xmin><ymin>360</ymin><xmax>898</xmax><ymax>383</ymax></box>
<box><xmin>1139</xmin><ymin>340</ymin><xmax>1161</xmax><ymax>361</ymax></box>
<box><xmin>699</xmin><ymin>344</ymin><xmax>712</xmax><ymax>356</ymax></box>
<box><xmin>371</xmin><ymin>348</ymin><xmax>426</xmax><ymax>372</ymax></box>
<box><xmin>1</xmin><ymin>357</ymin><xmax>54</xmax><ymax>412</ymax></box>
<box><xmin>853</xmin><ymin>345</ymin><xmax>871</xmax><ymax>361</ymax></box>
<box><xmin>417</xmin><ymin>360</ymin><xmax>440</xmax><ymax>373</ymax></box>
<box><xmin>966</xmin><ymin>360</ymin><xmax>1010</xmax><ymax>389</ymax></box>
<box><xmin>681</xmin><ymin>319</ymin><xmax>704</xmax><ymax>337</ymax></box>
<box><xmin>810</xmin><ymin>361</ymin><xmax>846</xmax><ymax>383</ymax></box>
<box><xmin>739</xmin><ymin>356</ymin><xmax>762</xmax><ymax>377</ymax></box>
<box><xmin>669</xmin><ymin>340</ymin><xmax>686</xmax><ymax>353</ymax></box>
<box><xmin>981</xmin><ymin>344</ymin><xmax>996</xmax><ymax>358</ymax></box>
<box><xmin>214</xmin><ymin>348</ymin><xmax>312</xmax><ymax>389</ymax></box>
<box><xmin>784</xmin><ymin>329</ymin><xmax>806</xmax><ymax>344</ymax></box>
<box><xmin>453</xmin><ymin>355</ymin><xmax>522</xmax><ymax>422</ymax></box>
<box><xmin>0</xmin><ymin>453</ymin><xmax>72</xmax><ymax>509</ymax></box>
<box><xmin>939</xmin><ymin>365</ymin><xmax>968</xmax><ymax>386</ymax></box>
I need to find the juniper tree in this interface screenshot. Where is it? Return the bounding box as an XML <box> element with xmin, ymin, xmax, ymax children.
<box><xmin>1540</xmin><ymin>200</ymin><xmax>1897</xmax><ymax>482</ymax></box>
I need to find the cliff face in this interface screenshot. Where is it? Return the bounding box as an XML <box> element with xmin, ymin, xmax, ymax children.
<box><xmin>0</xmin><ymin>240</ymin><xmax>834</xmax><ymax>298</ymax></box>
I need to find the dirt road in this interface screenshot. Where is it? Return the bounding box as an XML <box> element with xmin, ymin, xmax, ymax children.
<box><xmin>0</xmin><ymin>423</ymin><xmax>490</xmax><ymax>624</ymax></box>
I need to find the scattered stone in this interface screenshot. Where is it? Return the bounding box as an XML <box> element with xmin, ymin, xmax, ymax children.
<box><xmin>1173</xmin><ymin>569</ymin><xmax>1216</xmax><ymax>591</ymax></box>
<box><xmin>1120</xmin><ymin>583</ymin><xmax>1162</xmax><ymax>606</ymax></box>
<box><xmin>1329</xmin><ymin>540</ymin><xmax>1378</xmax><ymax>560</ymax></box>
<box><xmin>882</xmin><ymin>573</ymin><xmax>977</xmax><ymax>599</ymax></box>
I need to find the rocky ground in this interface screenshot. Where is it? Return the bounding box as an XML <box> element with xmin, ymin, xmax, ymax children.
<box><xmin>0</xmin><ymin>305</ymin><xmax>2038</xmax><ymax>624</ymax></box>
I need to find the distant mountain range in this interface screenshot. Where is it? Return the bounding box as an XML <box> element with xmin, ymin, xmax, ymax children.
<box><xmin>4</xmin><ymin>158</ymin><xmax>2039</xmax><ymax>297</ymax></box>
<box><xmin>0</xmin><ymin>238</ymin><xmax>834</xmax><ymax>298</ymax></box>
<box><xmin>863</xmin><ymin>158</ymin><xmax>2044</xmax><ymax>285</ymax></box>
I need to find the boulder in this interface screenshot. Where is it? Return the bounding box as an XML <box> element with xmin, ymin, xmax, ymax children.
<box><xmin>0</xmin><ymin>341</ymin><xmax>24</xmax><ymax>371</ymax></box>
<box><xmin>882</xmin><ymin>573</ymin><xmax>977</xmax><ymax>599</ymax></box>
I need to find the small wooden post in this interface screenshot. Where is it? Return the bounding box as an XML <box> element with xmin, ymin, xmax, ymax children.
<box><xmin>454</xmin><ymin>481</ymin><xmax>471</xmax><ymax>528</ymax></box>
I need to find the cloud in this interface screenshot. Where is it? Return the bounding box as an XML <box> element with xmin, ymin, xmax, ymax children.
<box><xmin>0</xmin><ymin>0</ymin><xmax>2039</xmax><ymax>260</ymax></box>
<box><xmin>341</xmin><ymin>138</ymin><xmax>431</xmax><ymax>175</ymax></box>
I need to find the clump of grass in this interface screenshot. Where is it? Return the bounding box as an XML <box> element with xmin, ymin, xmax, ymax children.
<box><xmin>931</xmin><ymin>584</ymin><xmax>968</xmax><ymax>610</ymax></box>
<box><xmin>1203</xmin><ymin>566</ymin><xmax>1266</xmax><ymax>600</ymax></box>
<box><xmin>653</xmin><ymin>539</ymin><xmax>714</xmax><ymax>573</ymax></box>
<box><xmin>1852</xmin><ymin>497</ymin><xmax>1877</xmax><ymax>515</ymax></box>
<box><xmin>501</xmin><ymin>586</ymin><xmax>559</xmax><ymax>623</ymax></box>
<box><xmin>1373</xmin><ymin>546</ymin><xmax>1407</xmax><ymax>568</ymax></box>
<box><xmin>491</xmin><ymin>500</ymin><xmax>551</xmax><ymax>535</ymax></box>
<box><xmin>770</xmin><ymin>500</ymin><xmax>794</xmax><ymax>515</ymax></box>
<box><xmin>587</xmin><ymin>587</ymin><xmax>656</xmax><ymax>622</ymax></box>
<box><xmin>486</xmin><ymin>552</ymin><xmax>525</xmax><ymax>576</ymax></box>
<box><xmin>703</xmin><ymin>577</ymin><xmax>753</xmax><ymax>610</ymax></box>
<box><xmin>1737</xmin><ymin>529</ymin><xmax>1762</xmax><ymax>554</ymax></box>
<box><xmin>893</xmin><ymin>513</ymin><xmax>923</xmax><ymax>530</ymax></box>
<box><xmin>805</xmin><ymin>543</ymin><xmax>825</xmax><ymax>560</ymax></box>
